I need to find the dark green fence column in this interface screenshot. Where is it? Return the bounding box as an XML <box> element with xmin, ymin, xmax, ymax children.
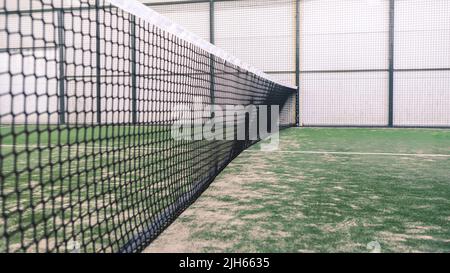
<box><xmin>388</xmin><ymin>0</ymin><xmax>395</xmax><ymax>127</ymax></box>
<box><xmin>209</xmin><ymin>0</ymin><xmax>215</xmax><ymax>107</ymax></box>
<box><xmin>210</xmin><ymin>0</ymin><xmax>215</xmax><ymax>44</ymax></box>
<box><xmin>295</xmin><ymin>0</ymin><xmax>300</xmax><ymax>127</ymax></box>
<box><xmin>95</xmin><ymin>0</ymin><xmax>102</xmax><ymax>124</ymax></box>
<box><xmin>210</xmin><ymin>0</ymin><xmax>219</xmax><ymax>172</ymax></box>
<box><xmin>57</xmin><ymin>10</ymin><xmax>66</xmax><ymax>125</ymax></box>
<box><xmin>131</xmin><ymin>15</ymin><xmax>137</xmax><ymax>124</ymax></box>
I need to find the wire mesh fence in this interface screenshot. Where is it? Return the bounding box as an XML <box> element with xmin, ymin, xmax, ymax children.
<box><xmin>0</xmin><ymin>0</ymin><xmax>296</xmax><ymax>252</ymax></box>
<box><xmin>143</xmin><ymin>0</ymin><xmax>450</xmax><ymax>128</ymax></box>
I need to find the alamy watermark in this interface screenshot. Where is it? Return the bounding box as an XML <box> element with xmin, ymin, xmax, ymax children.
<box><xmin>170</xmin><ymin>96</ymin><xmax>281</xmax><ymax>151</ymax></box>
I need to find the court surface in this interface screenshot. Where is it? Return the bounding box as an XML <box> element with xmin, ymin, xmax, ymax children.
<box><xmin>144</xmin><ymin>128</ymin><xmax>450</xmax><ymax>253</ymax></box>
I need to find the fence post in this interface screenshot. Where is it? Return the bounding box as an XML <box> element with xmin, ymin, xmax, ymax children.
<box><xmin>57</xmin><ymin>10</ymin><xmax>66</xmax><ymax>125</ymax></box>
<box><xmin>209</xmin><ymin>0</ymin><xmax>218</xmax><ymax>172</ymax></box>
<box><xmin>131</xmin><ymin>15</ymin><xmax>137</xmax><ymax>124</ymax></box>
<box><xmin>95</xmin><ymin>0</ymin><xmax>102</xmax><ymax>124</ymax></box>
<box><xmin>209</xmin><ymin>0</ymin><xmax>215</xmax><ymax>107</ymax></box>
<box><xmin>295</xmin><ymin>0</ymin><xmax>300</xmax><ymax>127</ymax></box>
<box><xmin>388</xmin><ymin>0</ymin><xmax>395</xmax><ymax>127</ymax></box>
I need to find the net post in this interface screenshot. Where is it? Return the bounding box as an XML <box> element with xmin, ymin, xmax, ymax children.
<box><xmin>388</xmin><ymin>0</ymin><xmax>395</xmax><ymax>127</ymax></box>
<box><xmin>131</xmin><ymin>15</ymin><xmax>137</xmax><ymax>125</ymax></box>
<box><xmin>57</xmin><ymin>9</ymin><xmax>66</xmax><ymax>125</ymax></box>
<box><xmin>95</xmin><ymin>0</ymin><xmax>102</xmax><ymax>124</ymax></box>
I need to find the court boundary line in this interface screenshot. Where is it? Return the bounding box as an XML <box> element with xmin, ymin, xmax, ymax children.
<box><xmin>245</xmin><ymin>150</ymin><xmax>450</xmax><ymax>158</ymax></box>
<box><xmin>1</xmin><ymin>144</ymin><xmax>450</xmax><ymax>157</ymax></box>
<box><xmin>0</xmin><ymin>125</ymin><xmax>26</xmax><ymax>129</ymax></box>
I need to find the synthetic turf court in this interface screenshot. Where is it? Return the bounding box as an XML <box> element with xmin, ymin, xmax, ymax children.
<box><xmin>145</xmin><ymin>128</ymin><xmax>450</xmax><ymax>253</ymax></box>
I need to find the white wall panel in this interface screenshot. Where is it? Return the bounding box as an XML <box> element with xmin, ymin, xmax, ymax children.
<box><xmin>300</xmin><ymin>72</ymin><xmax>389</xmax><ymax>126</ymax></box>
<box><xmin>394</xmin><ymin>71</ymin><xmax>450</xmax><ymax>127</ymax></box>
<box><xmin>269</xmin><ymin>73</ymin><xmax>296</xmax><ymax>88</ymax></box>
<box><xmin>394</xmin><ymin>0</ymin><xmax>450</xmax><ymax>126</ymax></box>
<box><xmin>301</xmin><ymin>0</ymin><xmax>389</xmax><ymax>71</ymax></box>
<box><xmin>395</xmin><ymin>0</ymin><xmax>450</xmax><ymax>69</ymax></box>
<box><xmin>300</xmin><ymin>0</ymin><xmax>389</xmax><ymax>126</ymax></box>
<box><xmin>0</xmin><ymin>11</ymin><xmax>57</xmax><ymax>49</ymax></box>
<box><xmin>0</xmin><ymin>0</ymin><xmax>87</xmax><ymax>11</ymax></box>
<box><xmin>150</xmin><ymin>2</ymin><xmax>210</xmax><ymax>41</ymax></box>
<box><xmin>2</xmin><ymin>0</ymin><xmax>449</xmax><ymax>127</ymax></box>
<box><xmin>215</xmin><ymin>0</ymin><xmax>295</xmax><ymax>84</ymax></box>
<box><xmin>0</xmin><ymin>49</ymin><xmax>59</xmax><ymax>124</ymax></box>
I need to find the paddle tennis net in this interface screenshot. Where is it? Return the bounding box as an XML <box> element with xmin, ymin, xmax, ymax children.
<box><xmin>0</xmin><ymin>0</ymin><xmax>296</xmax><ymax>252</ymax></box>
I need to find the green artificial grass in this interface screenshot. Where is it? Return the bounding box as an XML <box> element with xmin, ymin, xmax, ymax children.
<box><xmin>146</xmin><ymin>128</ymin><xmax>450</xmax><ymax>253</ymax></box>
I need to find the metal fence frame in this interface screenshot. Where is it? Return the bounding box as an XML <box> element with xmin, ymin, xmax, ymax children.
<box><xmin>145</xmin><ymin>0</ymin><xmax>449</xmax><ymax>129</ymax></box>
<box><xmin>3</xmin><ymin>0</ymin><xmax>448</xmax><ymax>128</ymax></box>
<box><xmin>144</xmin><ymin>0</ymin><xmax>301</xmax><ymax>127</ymax></box>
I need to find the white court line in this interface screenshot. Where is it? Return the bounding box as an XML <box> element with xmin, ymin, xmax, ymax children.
<box><xmin>1</xmin><ymin>144</ymin><xmax>449</xmax><ymax>158</ymax></box>
<box><xmin>0</xmin><ymin>126</ymin><xmax>25</xmax><ymax>130</ymax></box>
<box><xmin>245</xmin><ymin>150</ymin><xmax>450</xmax><ymax>158</ymax></box>
<box><xmin>292</xmin><ymin>127</ymin><xmax>450</xmax><ymax>131</ymax></box>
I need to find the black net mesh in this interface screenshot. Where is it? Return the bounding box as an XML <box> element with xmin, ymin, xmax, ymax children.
<box><xmin>0</xmin><ymin>0</ymin><xmax>296</xmax><ymax>252</ymax></box>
